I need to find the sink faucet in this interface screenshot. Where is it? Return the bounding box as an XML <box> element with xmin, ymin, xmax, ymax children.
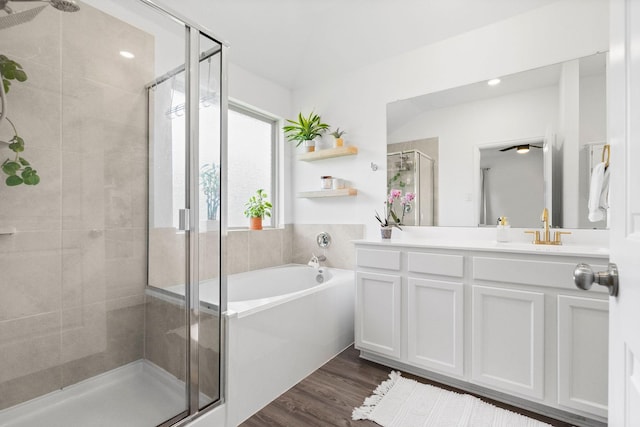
<box><xmin>525</xmin><ymin>208</ymin><xmax>572</xmax><ymax>245</ymax></box>
<box><xmin>541</xmin><ymin>208</ymin><xmax>551</xmax><ymax>243</ymax></box>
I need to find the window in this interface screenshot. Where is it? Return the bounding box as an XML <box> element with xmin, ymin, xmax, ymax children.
<box><xmin>227</xmin><ymin>103</ymin><xmax>278</xmax><ymax>228</ymax></box>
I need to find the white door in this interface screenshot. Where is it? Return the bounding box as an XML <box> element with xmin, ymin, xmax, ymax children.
<box><xmin>607</xmin><ymin>1</ymin><xmax>640</xmax><ymax>425</ymax></box>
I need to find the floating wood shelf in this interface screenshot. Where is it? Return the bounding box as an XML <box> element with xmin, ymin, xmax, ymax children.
<box><xmin>297</xmin><ymin>146</ymin><xmax>358</xmax><ymax>161</ymax></box>
<box><xmin>297</xmin><ymin>188</ymin><xmax>358</xmax><ymax>198</ymax></box>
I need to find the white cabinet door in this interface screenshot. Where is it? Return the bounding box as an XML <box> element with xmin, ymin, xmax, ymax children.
<box><xmin>407</xmin><ymin>278</ymin><xmax>464</xmax><ymax>376</ymax></box>
<box><xmin>558</xmin><ymin>295</ymin><xmax>608</xmax><ymax>418</ymax></box>
<box><xmin>472</xmin><ymin>286</ymin><xmax>545</xmax><ymax>399</ymax></box>
<box><xmin>355</xmin><ymin>271</ymin><xmax>402</xmax><ymax>358</ymax></box>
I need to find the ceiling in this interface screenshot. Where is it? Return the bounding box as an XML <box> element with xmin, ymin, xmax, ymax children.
<box><xmin>164</xmin><ymin>0</ymin><xmax>563</xmax><ymax>90</ymax></box>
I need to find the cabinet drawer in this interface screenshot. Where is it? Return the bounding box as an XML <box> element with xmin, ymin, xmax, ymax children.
<box><xmin>408</xmin><ymin>252</ymin><xmax>464</xmax><ymax>277</ymax></box>
<box><xmin>356</xmin><ymin>248</ymin><xmax>401</xmax><ymax>270</ymax></box>
<box><xmin>473</xmin><ymin>257</ymin><xmax>608</xmax><ymax>291</ymax></box>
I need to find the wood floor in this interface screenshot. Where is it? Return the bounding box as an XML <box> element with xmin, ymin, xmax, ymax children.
<box><xmin>241</xmin><ymin>345</ymin><xmax>574</xmax><ymax>427</ymax></box>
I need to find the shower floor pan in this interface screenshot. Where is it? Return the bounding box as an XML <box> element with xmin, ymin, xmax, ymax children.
<box><xmin>0</xmin><ymin>360</ymin><xmax>187</xmax><ymax>427</ymax></box>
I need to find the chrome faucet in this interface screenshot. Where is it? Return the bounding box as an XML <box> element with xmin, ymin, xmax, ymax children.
<box><xmin>524</xmin><ymin>208</ymin><xmax>571</xmax><ymax>245</ymax></box>
<box><xmin>308</xmin><ymin>253</ymin><xmax>326</xmax><ymax>268</ymax></box>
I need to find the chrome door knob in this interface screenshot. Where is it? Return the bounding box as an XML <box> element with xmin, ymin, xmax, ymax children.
<box><xmin>573</xmin><ymin>262</ymin><xmax>619</xmax><ymax>297</ymax></box>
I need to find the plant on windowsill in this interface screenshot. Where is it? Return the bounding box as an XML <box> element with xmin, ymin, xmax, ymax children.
<box><xmin>243</xmin><ymin>189</ymin><xmax>272</xmax><ymax>230</ymax></box>
<box><xmin>283</xmin><ymin>111</ymin><xmax>330</xmax><ymax>153</ymax></box>
<box><xmin>375</xmin><ymin>189</ymin><xmax>415</xmax><ymax>239</ymax></box>
<box><xmin>0</xmin><ymin>54</ymin><xmax>40</xmax><ymax>187</ymax></box>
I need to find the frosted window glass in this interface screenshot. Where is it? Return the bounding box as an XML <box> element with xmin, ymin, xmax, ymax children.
<box><xmin>227</xmin><ymin>108</ymin><xmax>274</xmax><ymax>228</ymax></box>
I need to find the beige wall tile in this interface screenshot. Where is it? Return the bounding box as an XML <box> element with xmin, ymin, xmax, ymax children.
<box><xmin>0</xmin><ymin>58</ymin><xmax>62</xmax><ymax>151</ymax></box>
<box><xmin>0</xmin><ymin>147</ymin><xmax>62</xmax><ymax>232</ymax></box>
<box><xmin>148</xmin><ymin>227</ymin><xmax>186</xmax><ymax>288</ymax></box>
<box><xmin>200</xmin><ymin>230</ymin><xmax>220</xmax><ymax>281</ymax></box>
<box><xmin>61</xmin><ymin>151</ymin><xmax>105</xmax><ymax>230</ymax></box>
<box><xmin>144</xmin><ymin>295</ymin><xmax>187</xmax><ymax>382</ymax></box>
<box><xmin>62</xmin><ymin>229</ymin><xmax>106</xmax><ymax>309</ymax></box>
<box><xmin>0</xmin><ymin>233</ymin><xmax>62</xmax><ymax>321</ymax></box>
<box><xmin>225</xmin><ymin>230</ymin><xmax>249</xmax><ymax>275</ymax></box>
<box><xmin>292</xmin><ymin>224</ymin><xmax>364</xmax><ymax>270</ymax></box>
<box><xmin>0</xmin><ymin>6</ymin><xmax>61</xmax><ymax>70</ymax></box>
<box><xmin>0</xmin><ymin>311</ymin><xmax>61</xmax><ymax>408</ymax></box>
<box><xmin>0</xmin><ymin>312</ymin><xmax>60</xmax><ymax>383</ymax></box>
<box><xmin>248</xmin><ymin>228</ymin><xmax>283</xmax><ymax>271</ymax></box>
<box><xmin>61</xmin><ymin>4</ymin><xmax>154</xmax><ymax>93</ymax></box>
<box><xmin>61</xmin><ymin>295</ymin><xmax>144</xmax><ymax>386</ymax></box>
<box><xmin>0</xmin><ymin>366</ymin><xmax>61</xmax><ymax>411</ymax></box>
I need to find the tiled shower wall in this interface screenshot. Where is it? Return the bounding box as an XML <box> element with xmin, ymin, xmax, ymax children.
<box><xmin>0</xmin><ymin>4</ymin><xmax>152</xmax><ymax>409</ymax></box>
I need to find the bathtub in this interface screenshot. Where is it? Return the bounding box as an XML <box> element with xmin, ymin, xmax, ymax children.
<box><xmin>152</xmin><ymin>264</ymin><xmax>355</xmax><ymax>427</ymax></box>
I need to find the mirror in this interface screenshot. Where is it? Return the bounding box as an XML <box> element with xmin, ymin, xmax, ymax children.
<box><xmin>387</xmin><ymin>52</ymin><xmax>607</xmax><ymax>229</ymax></box>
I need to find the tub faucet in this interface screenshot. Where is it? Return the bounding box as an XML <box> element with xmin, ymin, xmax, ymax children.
<box><xmin>308</xmin><ymin>253</ymin><xmax>326</xmax><ymax>269</ymax></box>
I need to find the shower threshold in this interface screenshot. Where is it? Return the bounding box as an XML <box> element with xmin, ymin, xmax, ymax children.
<box><xmin>0</xmin><ymin>360</ymin><xmax>188</xmax><ymax>427</ymax></box>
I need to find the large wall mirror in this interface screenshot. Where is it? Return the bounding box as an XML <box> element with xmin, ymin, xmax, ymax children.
<box><xmin>387</xmin><ymin>52</ymin><xmax>607</xmax><ymax>229</ymax></box>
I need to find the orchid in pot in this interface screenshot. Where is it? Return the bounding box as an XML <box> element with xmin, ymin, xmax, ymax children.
<box><xmin>375</xmin><ymin>189</ymin><xmax>416</xmax><ymax>239</ymax></box>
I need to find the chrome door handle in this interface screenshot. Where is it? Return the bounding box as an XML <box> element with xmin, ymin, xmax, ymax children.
<box><xmin>573</xmin><ymin>262</ymin><xmax>619</xmax><ymax>296</ymax></box>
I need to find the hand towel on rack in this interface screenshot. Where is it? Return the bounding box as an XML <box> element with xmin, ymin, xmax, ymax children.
<box><xmin>588</xmin><ymin>162</ymin><xmax>610</xmax><ymax>222</ymax></box>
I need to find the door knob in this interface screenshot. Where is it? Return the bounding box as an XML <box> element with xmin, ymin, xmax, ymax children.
<box><xmin>573</xmin><ymin>263</ymin><xmax>619</xmax><ymax>296</ymax></box>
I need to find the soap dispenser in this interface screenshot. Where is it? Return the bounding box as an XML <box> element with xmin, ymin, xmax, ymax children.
<box><xmin>496</xmin><ymin>216</ymin><xmax>511</xmax><ymax>242</ymax></box>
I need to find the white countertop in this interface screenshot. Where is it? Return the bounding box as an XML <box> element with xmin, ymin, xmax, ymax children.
<box><xmin>354</xmin><ymin>238</ymin><xmax>609</xmax><ymax>258</ymax></box>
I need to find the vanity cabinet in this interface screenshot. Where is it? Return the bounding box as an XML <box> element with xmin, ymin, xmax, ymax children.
<box><xmin>355</xmin><ymin>271</ymin><xmax>401</xmax><ymax>358</ymax></box>
<box><xmin>354</xmin><ymin>241</ymin><xmax>609</xmax><ymax>426</ymax></box>
<box><xmin>557</xmin><ymin>295</ymin><xmax>609</xmax><ymax>418</ymax></box>
<box><xmin>471</xmin><ymin>285</ymin><xmax>545</xmax><ymax>399</ymax></box>
<box><xmin>407</xmin><ymin>277</ymin><xmax>464</xmax><ymax>376</ymax></box>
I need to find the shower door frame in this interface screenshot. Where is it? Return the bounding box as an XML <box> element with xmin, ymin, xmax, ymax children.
<box><xmin>140</xmin><ymin>1</ymin><xmax>229</xmax><ymax>425</ymax></box>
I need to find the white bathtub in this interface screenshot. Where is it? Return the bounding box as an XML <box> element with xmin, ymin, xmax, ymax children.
<box><xmin>156</xmin><ymin>264</ymin><xmax>355</xmax><ymax>427</ymax></box>
<box><xmin>226</xmin><ymin>264</ymin><xmax>354</xmax><ymax>426</ymax></box>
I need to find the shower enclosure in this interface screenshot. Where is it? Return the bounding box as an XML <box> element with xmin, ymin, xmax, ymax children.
<box><xmin>0</xmin><ymin>1</ymin><xmax>226</xmax><ymax>426</ymax></box>
<box><xmin>387</xmin><ymin>150</ymin><xmax>435</xmax><ymax>226</ymax></box>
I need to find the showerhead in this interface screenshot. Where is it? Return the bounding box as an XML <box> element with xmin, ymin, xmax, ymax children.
<box><xmin>49</xmin><ymin>0</ymin><xmax>78</xmax><ymax>12</ymax></box>
<box><xmin>0</xmin><ymin>4</ymin><xmax>46</xmax><ymax>30</ymax></box>
<box><xmin>0</xmin><ymin>0</ymin><xmax>79</xmax><ymax>30</ymax></box>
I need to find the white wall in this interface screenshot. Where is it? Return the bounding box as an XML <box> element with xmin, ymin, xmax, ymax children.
<box><xmin>291</xmin><ymin>0</ymin><xmax>608</xmax><ymax>238</ymax></box>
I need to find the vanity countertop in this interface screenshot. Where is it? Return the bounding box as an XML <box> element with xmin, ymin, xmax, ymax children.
<box><xmin>353</xmin><ymin>238</ymin><xmax>609</xmax><ymax>258</ymax></box>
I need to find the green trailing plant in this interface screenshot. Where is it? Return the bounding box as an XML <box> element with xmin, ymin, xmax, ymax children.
<box><xmin>283</xmin><ymin>111</ymin><xmax>330</xmax><ymax>146</ymax></box>
<box><xmin>200</xmin><ymin>163</ymin><xmax>220</xmax><ymax>221</ymax></box>
<box><xmin>1</xmin><ymin>54</ymin><xmax>39</xmax><ymax>187</ymax></box>
<box><xmin>243</xmin><ymin>189</ymin><xmax>272</xmax><ymax>219</ymax></box>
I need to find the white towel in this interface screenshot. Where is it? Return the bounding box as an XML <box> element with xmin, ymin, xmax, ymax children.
<box><xmin>588</xmin><ymin>162</ymin><xmax>610</xmax><ymax>222</ymax></box>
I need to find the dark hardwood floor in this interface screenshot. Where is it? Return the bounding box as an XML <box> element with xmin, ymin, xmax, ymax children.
<box><xmin>241</xmin><ymin>345</ymin><xmax>574</xmax><ymax>427</ymax></box>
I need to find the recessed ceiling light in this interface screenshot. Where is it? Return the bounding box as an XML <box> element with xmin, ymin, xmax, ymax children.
<box><xmin>119</xmin><ymin>51</ymin><xmax>135</xmax><ymax>59</ymax></box>
<box><xmin>488</xmin><ymin>78</ymin><xmax>501</xmax><ymax>86</ymax></box>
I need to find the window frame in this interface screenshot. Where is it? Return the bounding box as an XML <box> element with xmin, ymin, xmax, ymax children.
<box><xmin>227</xmin><ymin>101</ymin><xmax>280</xmax><ymax>229</ymax></box>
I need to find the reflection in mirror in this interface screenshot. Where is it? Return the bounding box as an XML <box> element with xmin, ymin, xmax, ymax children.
<box><xmin>478</xmin><ymin>138</ymin><xmax>543</xmax><ymax>227</ymax></box>
<box><xmin>387</xmin><ymin>52</ymin><xmax>607</xmax><ymax>229</ymax></box>
<box><xmin>387</xmin><ymin>140</ymin><xmax>438</xmax><ymax>226</ymax></box>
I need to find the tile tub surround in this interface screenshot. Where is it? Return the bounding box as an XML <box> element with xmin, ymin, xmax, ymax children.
<box><xmin>149</xmin><ymin>224</ymin><xmax>364</xmax><ymax>285</ymax></box>
<box><xmin>0</xmin><ymin>1</ymin><xmax>153</xmax><ymax>410</ymax></box>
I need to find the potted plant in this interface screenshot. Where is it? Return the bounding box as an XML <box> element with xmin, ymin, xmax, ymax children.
<box><xmin>375</xmin><ymin>189</ymin><xmax>415</xmax><ymax>239</ymax></box>
<box><xmin>283</xmin><ymin>111</ymin><xmax>330</xmax><ymax>153</ymax></box>
<box><xmin>243</xmin><ymin>189</ymin><xmax>272</xmax><ymax>230</ymax></box>
<box><xmin>1</xmin><ymin>54</ymin><xmax>40</xmax><ymax>187</ymax></box>
<box><xmin>330</xmin><ymin>128</ymin><xmax>346</xmax><ymax>148</ymax></box>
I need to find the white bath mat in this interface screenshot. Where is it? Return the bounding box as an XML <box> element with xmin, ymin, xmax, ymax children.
<box><xmin>352</xmin><ymin>371</ymin><xmax>552</xmax><ymax>427</ymax></box>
